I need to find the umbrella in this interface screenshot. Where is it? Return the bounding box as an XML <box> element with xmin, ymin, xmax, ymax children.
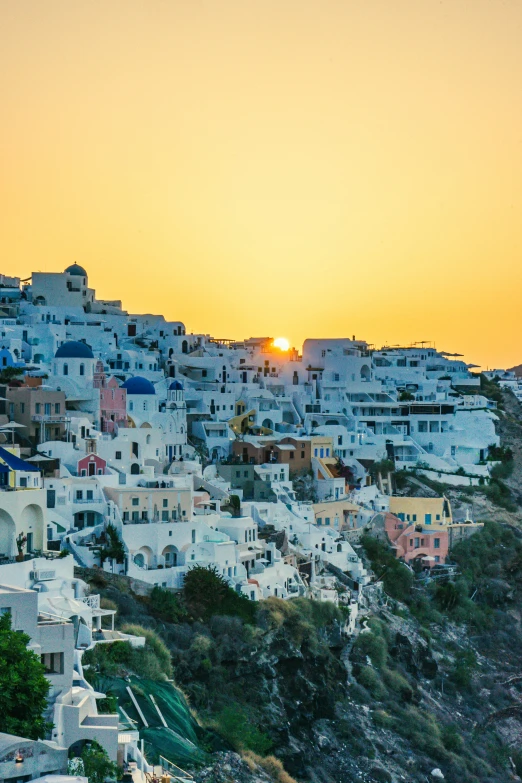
<box><xmin>0</xmin><ymin>421</ymin><xmax>26</xmax><ymax>428</ymax></box>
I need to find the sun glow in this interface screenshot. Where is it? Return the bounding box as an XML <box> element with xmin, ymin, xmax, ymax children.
<box><xmin>273</xmin><ymin>337</ymin><xmax>290</xmax><ymax>352</ymax></box>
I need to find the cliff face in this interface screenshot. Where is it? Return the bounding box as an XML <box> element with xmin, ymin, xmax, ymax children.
<box><xmin>91</xmin><ymin>555</ymin><xmax>522</xmax><ymax>783</ymax></box>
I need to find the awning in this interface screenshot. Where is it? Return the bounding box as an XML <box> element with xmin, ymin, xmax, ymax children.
<box><xmin>0</xmin><ymin>446</ymin><xmax>40</xmax><ymax>472</ymax></box>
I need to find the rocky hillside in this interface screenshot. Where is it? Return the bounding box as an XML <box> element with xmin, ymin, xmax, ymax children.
<box><xmin>82</xmin><ymin>521</ymin><xmax>522</xmax><ymax>783</ymax></box>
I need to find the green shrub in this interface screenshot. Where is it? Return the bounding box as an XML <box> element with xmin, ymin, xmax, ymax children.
<box><xmin>382</xmin><ymin>667</ymin><xmax>413</xmax><ymax>701</ymax></box>
<box><xmin>353</xmin><ymin>632</ymin><xmax>387</xmax><ymax>669</ymax></box>
<box><xmin>183</xmin><ymin>565</ymin><xmax>257</xmax><ymax>623</ymax></box>
<box><xmin>355</xmin><ymin>666</ymin><xmax>386</xmax><ymax>699</ymax></box>
<box><xmin>149</xmin><ymin>586</ymin><xmax>188</xmax><ymax>623</ymax></box>
<box><xmin>441</xmin><ymin>723</ymin><xmax>463</xmax><ymax>753</ymax></box>
<box><xmin>212</xmin><ymin>705</ymin><xmax>272</xmax><ymax>754</ymax></box>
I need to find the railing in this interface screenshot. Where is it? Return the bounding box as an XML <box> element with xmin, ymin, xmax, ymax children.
<box><xmin>38</xmin><ymin>610</ymin><xmax>72</xmax><ymax>625</ymax></box>
<box><xmin>73</xmin><ymin>497</ymin><xmax>104</xmax><ymax>505</ymax></box>
<box><xmin>81</xmin><ymin>594</ymin><xmax>100</xmax><ymax>609</ymax></box>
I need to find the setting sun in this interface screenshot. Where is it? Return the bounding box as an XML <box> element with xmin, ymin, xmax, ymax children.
<box><xmin>273</xmin><ymin>337</ymin><xmax>290</xmax><ymax>352</ymax></box>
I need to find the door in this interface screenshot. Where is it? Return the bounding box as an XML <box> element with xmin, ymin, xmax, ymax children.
<box><xmin>26</xmin><ymin>532</ymin><xmax>33</xmax><ymax>553</ymax></box>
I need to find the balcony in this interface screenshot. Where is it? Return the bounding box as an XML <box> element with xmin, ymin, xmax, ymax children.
<box><xmin>32</xmin><ymin>414</ymin><xmax>67</xmax><ymax>423</ymax></box>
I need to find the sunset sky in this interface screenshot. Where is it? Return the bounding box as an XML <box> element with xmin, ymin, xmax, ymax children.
<box><xmin>1</xmin><ymin>0</ymin><xmax>522</xmax><ymax>368</ymax></box>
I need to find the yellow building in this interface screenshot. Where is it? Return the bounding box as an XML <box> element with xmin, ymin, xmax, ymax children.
<box><xmin>311</xmin><ymin>435</ymin><xmax>334</xmax><ymax>459</ymax></box>
<box><xmin>312</xmin><ymin>498</ymin><xmax>360</xmax><ymax>530</ymax></box>
<box><xmin>388</xmin><ymin>496</ymin><xmax>452</xmax><ymax>526</ymax></box>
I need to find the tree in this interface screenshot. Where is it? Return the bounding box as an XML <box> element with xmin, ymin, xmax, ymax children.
<box><xmin>0</xmin><ymin>612</ymin><xmax>51</xmax><ymax>739</ymax></box>
<box><xmin>79</xmin><ymin>741</ymin><xmax>118</xmax><ymax>783</ymax></box>
<box><xmin>0</xmin><ymin>366</ymin><xmax>24</xmax><ymax>384</ymax></box>
<box><xmin>183</xmin><ymin>565</ymin><xmax>256</xmax><ymax>623</ymax></box>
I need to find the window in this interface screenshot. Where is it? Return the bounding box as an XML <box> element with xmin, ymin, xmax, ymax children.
<box><xmin>338</xmin><ymin>435</ymin><xmax>343</xmax><ymax>445</ymax></box>
<box><xmin>45</xmin><ymin>403</ymin><xmax>51</xmax><ymax>415</ymax></box>
<box><xmin>434</xmin><ymin>556</ymin><xmax>440</xmax><ymax>563</ymax></box>
<box><xmin>244</xmin><ymin>470</ymin><xmax>248</xmax><ymax>477</ymax></box>
<box><xmin>41</xmin><ymin>652</ymin><xmax>64</xmax><ymax>674</ymax></box>
<box><xmin>191</xmin><ymin>529</ymin><xmax>196</xmax><ymax>543</ymax></box>
<box><xmin>20</xmin><ymin>403</ymin><xmax>25</xmax><ymax>414</ymax></box>
<box><xmin>79</xmin><ymin>363</ymin><xmax>85</xmax><ymax>376</ymax></box>
<box><xmin>289</xmin><ymin>452</ymin><xmax>294</xmax><ymax>459</ymax></box>
<box><xmin>132</xmin><ymin>511</ymin><xmax>139</xmax><ymax>522</ymax></box>
<box><xmin>414</xmin><ymin>537</ymin><xmax>420</xmax><ymax>548</ymax></box>
<box><xmin>235</xmin><ymin>470</ymin><xmax>240</xmax><ymax>478</ymax></box>
<box><xmin>325</xmin><ymin>517</ymin><xmax>330</xmax><ymax>526</ymax></box>
<box><xmin>55</xmin><ymin>403</ymin><xmax>60</xmax><ymax>414</ymax></box>
<box><xmin>434</xmin><ymin>538</ymin><xmax>440</xmax><ymax>549</ymax></box>
<box><xmin>314</xmin><ymin>448</ymin><xmax>318</xmax><ymax>457</ymax></box>
<box><xmin>87</xmin><ymin>490</ymin><xmax>93</xmax><ymax>500</ymax></box>
<box><xmin>76</xmin><ymin>490</ymin><xmax>83</xmax><ymax>500</ymax></box>
<box><xmin>162</xmin><ymin>511</ymin><xmax>169</xmax><ymax>521</ymax></box>
<box><xmin>163</xmin><ymin>499</ymin><xmax>168</xmax><ymax>507</ymax></box>
<box><xmin>132</xmin><ymin>497</ymin><xmax>139</xmax><ymax>506</ymax></box>
<box><xmin>63</xmin><ymin>363</ymin><xmax>68</xmax><ymax>376</ymax></box>
<box><xmin>412</xmin><ymin>514</ymin><xmax>417</xmax><ymax>521</ymax></box>
<box><xmin>123</xmin><ymin>511</ymin><xmax>129</xmax><ymax>521</ymax></box>
<box><xmin>418</xmin><ymin>421</ymin><xmax>428</xmax><ymax>433</ymax></box>
<box><xmin>115</xmin><ymin>451</ymin><xmax>122</xmax><ymax>460</ymax></box>
<box><xmin>35</xmin><ymin>403</ymin><xmax>41</xmax><ymax>414</ymax></box>
<box><xmin>317</xmin><ymin>518</ymin><xmax>322</xmax><ymax>525</ymax></box>
<box><xmin>301</xmin><ymin>450</ymin><xmax>305</xmax><ymax>458</ymax></box>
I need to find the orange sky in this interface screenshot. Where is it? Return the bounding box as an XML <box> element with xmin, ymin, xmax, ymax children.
<box><xmin>1</xmin><ymin>0</ymin><xmax>522</xmax><ymax>368</ymax></box>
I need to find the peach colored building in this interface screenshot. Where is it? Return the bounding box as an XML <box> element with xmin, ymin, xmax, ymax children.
<box><xmin>385</xmin><ymin>512</ymin><xmax>449</xmax><ymax>567</ymax></box>
<box><xmin>93</xmin><ymin>362</ymin><xmax>127</xmax><ymax>433</ymax></box>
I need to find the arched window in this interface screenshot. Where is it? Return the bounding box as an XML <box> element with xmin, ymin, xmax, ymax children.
<box><xmin>63</xmin><ymin>363</ymin><xmax>68</xmax><ymax>376</ymax></box>
<box><xmin>79</xmin><ymin>363</ymin><xmax>85</xmax><ymax>376</ymax></box>
<box><xmin>129</xmin><ymin>401</ymin><xmax>134</xmax><ymax>411</ymax></box>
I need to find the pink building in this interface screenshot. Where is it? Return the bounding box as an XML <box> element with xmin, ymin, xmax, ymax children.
<box><xmin>385</xmin><ymin>513</ymin><xmax>449</xmax><ymax>568</ymax></box>
<box><xmin>94</xmin><ymin>362</ymin><xmax>127</xmax><ymax>433</ymax></box>
<box><xmin>78</xmin><ymin>452</ymin><xmax>107</xmax><ymax>477</ymax></box>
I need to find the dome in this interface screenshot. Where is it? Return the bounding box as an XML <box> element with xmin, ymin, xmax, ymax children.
<box><xmin>65</xmin><ymin>263</ymin><xmax>87</xmax><ymax>277</ymax></box>
<box><xmin>55</xmin><ymin>341</ymin><xmax>94</xmax><ymax>359</ymax></box>
<box><xmin>169</xmin><ymin>380</ymin><xmax>184</xmax><ymax>391</ymax></box>
<box><xmin>122</xmin><ymin>376</ymin><xmax>156</xmax><ymax>395</ymax></box>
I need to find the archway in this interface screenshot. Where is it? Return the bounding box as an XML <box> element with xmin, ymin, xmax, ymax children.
<box><xmin>162</xmin><ymin>545</ymin><xmax>179</xmax><ymax>568</ymax></box>
<box><xmin>262</xmin><ymin>418</ymin><xmax>273</xmax><ymax>430</ymax></box>
<box><xmin>360</xmin><ymin>364</ymin><xmax>371</xmax><ymax>381</ymax></box>
<box><xmin>0</xmin><ymin>509</ymin><xmax>15</xmax><ymax>558</ymax></box>
<box><xmin>130</xmin><ymin>462</ymin><xmax>140</xmax><ymax>475</ymax></box>
<box><xmin>20</xmin><ymin>504</ymin><xmax>45</xmax><ymax>552</ymax></box>
<box><xmin>133</xmin><ymin>545</ymin><xmax>153</xmax><ymax>569</ymax></box>
<box><xmin>182</xmin><ymin>340</ymin><xmax>188</xmax><ymax>354</ymax></box>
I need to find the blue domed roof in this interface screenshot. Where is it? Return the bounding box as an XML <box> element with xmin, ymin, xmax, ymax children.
<box><xmin>55</xmin><ymin>341</ymin><xmax>94</xmax><ymax>359</ymax></box>
<box><xmin>122</xmin><ymin>376</ymin><xmax>156</xmax><ymax>395</ymax></box>
<box><xmin>169</xmin><ymin>380</ymin><xmax>184</xmax><ymax>391</ymax></box>
<box><xmin>65</xmin><ymin>263</ymin><xmax>87</xmax><ymax>277</ymax></box>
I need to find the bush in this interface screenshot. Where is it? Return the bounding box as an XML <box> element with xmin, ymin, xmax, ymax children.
<box><xmin>212</xmin><ymin>705</ymin><xmax>272</xmax><ymax>754</ymax></box>
<box><xmin>353</xmin><ymin>631</ymin><xmax>387</xmax><ymax>669</ymax></box>
<box><xmin>121</xmin><ymin>624</ymin><xmax>173</xmax><ymax>678</ymax></box>
<box><xmin>183</xmin><ymin>565</ymin><xmax>257</xmax><ymax>623</ymax></box>
<box><xmin>79</xmin><ymin>741</ymin><xmax>118</xmax><ymax>783</ymax></box>
<box><xmin>450</xmin><ymin>649</ymin><xmax>477</xmax><ymax>690</ymax></box>
<box><xmin>243</xmin><ymin>753</ymin><xmax>297</xmax><ymax>783</ymax></box>
<box><xmin>441</xmin><ymin>723</ymin><xmax>463</xmax><ymax>753</ymax></box>
<box><xmin>355</xmin><ymin>666</ymin><xmax>386</xmax><ymax>699</ymax></box>
<box><xmin>149</xmin><ymin>586</ymin><xmax>189</xmax><ymax>623</ymax></box>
